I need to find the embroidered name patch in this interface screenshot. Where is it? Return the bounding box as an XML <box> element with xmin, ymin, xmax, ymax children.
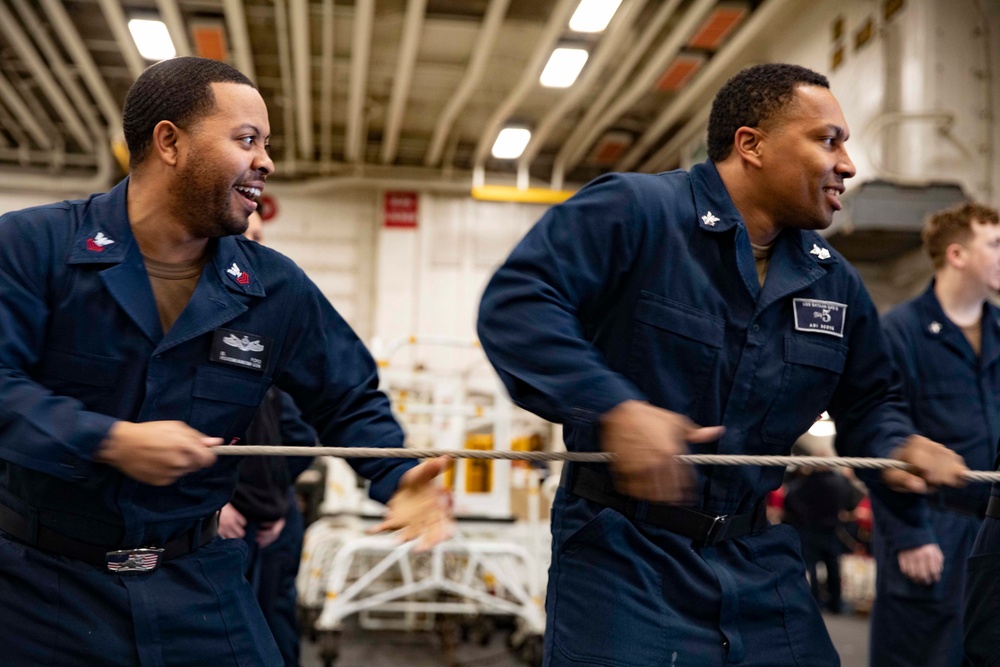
<box><xmin>210</xmin><ymin>328</ymin><xmax>272</xmax><ymax>372</ymax></box>
<box><xmin>792</xmin><ymin>298</ymin><xmax>847</xmax><ymax>338</ymax></box>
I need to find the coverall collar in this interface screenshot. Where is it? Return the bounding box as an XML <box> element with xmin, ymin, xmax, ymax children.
<box><xmin>917</xmin><ymin>280</ymin><xmax>1000</xmax><ymax>369</ymax></box>
<box><xmin>65</xmin><ymin>178</ymin><xmax>267</xmax><ymax>349</ymax></box>
<box><xmin>689</xmin><ymin>160</ymin><xmax>840</xmax><ymax>305</ymax></box>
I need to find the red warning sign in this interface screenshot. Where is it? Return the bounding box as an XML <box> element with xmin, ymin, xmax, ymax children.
<box><xmin>383</xmin><ymin>191</ymin><xmax>418</xmax><ymax>229</ymax></box>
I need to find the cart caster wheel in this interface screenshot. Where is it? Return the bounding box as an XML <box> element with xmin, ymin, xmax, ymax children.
<box><xmin>318</xmin><ymin>630</ymin><xmax>341</xmax><ymax>667</ymax></box>
<box><xmin>518</xmin><ymin>635</ymin><xmax>543</xmax><ymax>667</ymax></box>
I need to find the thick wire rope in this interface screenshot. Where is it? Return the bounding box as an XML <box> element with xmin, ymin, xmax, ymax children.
<box><xmin>215</xmin><ymin>446</ymin><xmax>1000</xmax><ymax>483</ymax></box>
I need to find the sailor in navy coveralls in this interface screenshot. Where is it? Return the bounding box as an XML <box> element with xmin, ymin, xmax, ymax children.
<box><xmin>0</xmin><ymin>57</ymin><xmax>451</xmax><ymax>666</ymax></box>
<box><xmin>478</xmin><ymin>64</ymin><xmax>967</xmax><ymax>666</ymax></box>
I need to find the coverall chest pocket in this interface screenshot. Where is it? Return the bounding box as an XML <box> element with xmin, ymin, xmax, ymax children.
<box><xmin>916</xmin><ymin>380</ymin><xmax>979</xmax><ymax>444</ymax></box>
<box><xmin>760</xmin><ymin>336</ymin><xmax>847</xmax><ymax>446</ymax></box>
<box><xmin>36</xmin><ymin>348</ymin><xmax>122</xmax><ymax>410</ymax></box>
<box><xmin>187</xmin><ymin>366</ymin><xmax>268</xmax><ymax>439</ymax></box>
<box><xmin>628</xmin><ymin>292</ymin><xmax>724</xmax><ymax>415</ymax></box>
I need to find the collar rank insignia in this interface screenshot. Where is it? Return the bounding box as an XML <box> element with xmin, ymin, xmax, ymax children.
<box><xmin>86</xmin><ymin>231</ymin><xmax>115</xmax><ymax>252</ymax></box>
<box><xmin>701</xmin><ymin>211</ymin><xmax>720</xmax><ymax>227</ymax></box>
<box><xmin>227</xmin><ymin>262</ymin><xmax>251</xmax><ymax>285</ymax></box>
<box><xmin>810</xmin><ymin>244</ymin><xmax>831</xmax><ymax>260</ymax></box>
<box><xmin>929</xmin><ymin>321</ymin><xmax>942</xmax><ymax>334</ymax></box>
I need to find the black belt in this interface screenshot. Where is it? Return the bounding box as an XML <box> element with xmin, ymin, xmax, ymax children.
<box><xmin>565</xmin><ymin>466</ymin><xmax>766</xmax><ymax>546</ymax></box>
<box><xmin>932</xmin><ymin>492</ymin><xmax>987</xmax><ymax>519</ymax></box>
<box><xmin>0</xmin><ymin>503</ymin><xmax>218</xmax><ymax>571</ymax></box>
<box><xmin>985</xmin><ymin>496</ymin><xmax>1000</xmax><ymax>520</ymax></box>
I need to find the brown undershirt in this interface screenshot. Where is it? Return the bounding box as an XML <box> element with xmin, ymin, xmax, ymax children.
<box><xmin>960</xmin><ymin>320</ymin><xmax>982</xmax><ymax>357</ymax></box>
<box><xmin>143</xmin><ymin>254</ymin><xmax>209</xmax><ymax>333</ymax></box>
<box><xmin>750</xmin><ymin>241</ymin><xmax>774</xmax><ymax>287</ymax></box>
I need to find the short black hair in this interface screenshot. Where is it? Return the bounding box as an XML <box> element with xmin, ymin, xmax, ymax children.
<box><xmin>123</xmin><ymin>56</ymin><xmax>254</xmax><ymax>168</ymax></box>
<box><xmin>707</xmin><ymin>63</ymin><xmax>830</xmax><ymax>162</ymax></box>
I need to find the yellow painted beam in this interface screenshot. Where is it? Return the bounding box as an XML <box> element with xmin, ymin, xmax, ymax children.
<box><xmin>471</xmin><ymin>185</ymin><xmax>575</xmax><ymax>204</ymax></box>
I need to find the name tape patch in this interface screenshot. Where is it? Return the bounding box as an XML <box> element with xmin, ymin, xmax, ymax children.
<box><xmin>792</xmin><ymin>298</ymin><xmax>847</xmax><ymax>338</ymax></box>
<box><xmin>210</xmin><ymin>328</ymin><xmax>272</xmax><ymax>372</ymax></box>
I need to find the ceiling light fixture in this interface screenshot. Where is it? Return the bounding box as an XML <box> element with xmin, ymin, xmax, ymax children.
<box><xmin>128</xmin><ymin>18</ymin><xmax>177</xmax><ymax>61</ymax></box>
<box><xmin>491</xmin><ymin>127</ymin><xmax>532</xmax><ymax>159</ymax></box>
<box><xmin>540</xmin><ymin>48</ymin><xmax>589</xmax><ymax>88</ymax></box>
<box><xmin>569</xmin><ymin>0</ymin><xmax>624</xmax><ymax>33</ymax></box>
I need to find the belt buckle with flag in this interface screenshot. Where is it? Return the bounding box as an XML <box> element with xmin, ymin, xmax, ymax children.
<box><xmin>105</xmin><ymin>547</ymin><xmax>165</xmax><ymax>573</ymax></box>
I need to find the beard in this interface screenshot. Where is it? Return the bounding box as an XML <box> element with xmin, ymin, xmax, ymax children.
<box><xmin>169</xmin><ymin>149</ymin><xmax>251</xmax><ymax>239</ymax></box>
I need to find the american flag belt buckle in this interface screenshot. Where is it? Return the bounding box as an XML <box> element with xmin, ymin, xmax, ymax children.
<box><xmin>105</xmin><ymin>547</ymin><xmax>165</xmax><ymax>573</ymax></box>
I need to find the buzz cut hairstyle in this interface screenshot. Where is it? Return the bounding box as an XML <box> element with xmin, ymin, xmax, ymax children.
<box><xmin>707</xmin><ymin>63</ymin><xmax>830</xmax><ymax>162</ymax></box>
<box><xmin>923</xmin><ymin>202</ymin><xmax>1000</xmax><ymax>269</ymax></box>
<box><xmin>122</xmin><ymin>56</ymin><xmax>255</xmax><ymax>168</ymax></box>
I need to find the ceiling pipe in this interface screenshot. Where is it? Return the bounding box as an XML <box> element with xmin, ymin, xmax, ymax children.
<box><xmin>0</xmin><ymin>101</ymin><xmax>25</xmax><ymax>150</ymax></box>
<box><xmin>0</xmin><ymin>135</ymin><xmax>114</xmax><ymax>194</ymax></box>
<box><xmin>0</xmin><ymin>71</ymin><xmax>53</xmax><ymax>150</ymax></box>
<box><xmin>553</xmin><ymin>0</ymin><xmax>716</xmax><ymax>184</ymax></box>
<box><xmin>517</xmin><ymin>0</ymin><xmax>646</xmax><ymax>175</ymax></box>
<box><xmin>9</xmin><ymin>0</ymin><xmax>104</xmax><ymax>140</ymax></box>
<box><xmin>635</xmin><ymin>103</ymin><xmax>711</xmax><ymax>173</ymax></box>
<box><xmin>221</xmin><ymin>0</ymin><xmax>257</xmax><ymax>83</ymax></box>
<box><xmin>346</xmin><ymin>0</ymin><xmax>375</xmax><ymax>163</ymax></box>
<box><xmin>0</xmin><ymin>1</ymin><xmax>94</xmax><ymax>151</ymax></box>
<box><xmin>631</xmin><ymin>0</ymin><xmax>798</xmax><ymax>173</ymax></box>
<box><xmin>471</xmin><ymin>0</ymin><xmax>578</xmax><ymax>179</ymax></box>
<box><xmin>290</xmin><ymin>0</ymin><xmax>314</xmax><ymax>159</ymax></box>
<box><xmin>549</xmin><ymin>0</ymin><xmax>681</xmax><ymax>188</ymax></box>
<box><xmin>155</xmin><ymin>0</ymin><xmax>192</xmax><ymax>56</ymax></box>
<box><xmin>319</xmin><ymin>0</ymin><xmax>335</xmax><ymax>164</ymax></box>
<box><xmin>380</xmin><ymin>0</ymin><xmax>428</xmax><ymax>164</ymax></box>
<box><xmin>423</xmin><ymin>0</ymin><xmax>509</xmax><ymax>167</ymax></box>
<box><xmin>96</xmin><ymin>0</ymin><xmax>146</xmax><ymax>79</ymax></box>
<box><xmin>272</xmin><ymin>0</ymin><xmax>297</xmax><ymax>172</ymax></box>
<box><xmin>38</xmin><ymin>0</ymin><xmax>122</xmax><ymax>135</ymax></box>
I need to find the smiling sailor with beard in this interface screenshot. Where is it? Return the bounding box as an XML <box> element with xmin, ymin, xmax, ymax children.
<box><xmin>0</xmin><ymin>56</ymin><xmax>451</xmax><ymax>666</ymax></box>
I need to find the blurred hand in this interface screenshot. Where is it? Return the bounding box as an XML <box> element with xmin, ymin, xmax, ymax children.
<box><xmin>97</xmin><ymin>420</ymin><xmax>221</xmax><ymax>485</ymax></box>
<box><xmin>882</xmin><ymin>435</ymin><xmax>967</xmax><ymax>493</ymax></box>
<box><xmin>219</xmin><ymin>503</ymin><xmax>248</xmax><ymax>540</ymax></box>
<box><xmin>369</xmin><ymin>457</ymin><xmax>454</xmax><ymax>551</ymax></box>
<box><xmin>898</xmin><ymin>543</ymin><xmax>944</xmax><ymax>585</ymax></box>
<box><xmin>256</xmin><ymin>517</ymin><xmax>286</xmax><ymax>548</ymax></box>
<box><xmin>601</xmin><ymin>400</ymin><xmax>724</xmax><ymax>504</ymax></box>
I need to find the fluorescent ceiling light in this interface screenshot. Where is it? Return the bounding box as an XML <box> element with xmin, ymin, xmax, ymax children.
<box><xmin>569</xmin><ymin>0</ymin><xmax>623</xmax><ymax>33</ymax></box>
<box><xmin>128</xmin><ymin>19</ymin><xmax>177</xmax><ymax>61</ymax></box>
<box><xmin>540</xmin><ymin>48</ymin><xmax>589</xmax><ymax>88</ymax></box>
<box><xmin>491</xmin><ymin>128</ymin><xmax>532</xmax><ymax>159</ymax></box>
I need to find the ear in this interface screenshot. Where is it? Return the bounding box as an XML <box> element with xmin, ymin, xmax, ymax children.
<box><xmin>732</xmin><ymin>126</ymin><xmax>764</xmax><ymax>168</ymax></box>
<box><xmin>150</xmin><ymin>120</ymin><xmax>184</xmax><ymax>167</ymax></box>
<box><xmin>944</xmin><ymin>242</ymin><xmax>966</xmax><ymax>269</ymax></box>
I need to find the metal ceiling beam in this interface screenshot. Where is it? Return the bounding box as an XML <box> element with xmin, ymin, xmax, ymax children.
<box><xmin>38</xmin><ymin>0</ymin><xmax>122</xmax><ymax>134</ymax></box>
<box><xmin>471</xmin><ymin>0</ymin><xmax>579</xmax><ymax>180</ymax></box>
<box><xmin>423</xmin><ymin>0</ymin><xmax>509</xmax><ymax>167</ymax></box>
<box><xmin>0</xmin><ymin>141</ymin><xmax>114</xmax><ymax>193</ymax></box>
<box><xmin>319</xmin><ymin>0</ymin><xmax>335</xmax><ymax>164</ymax></box>
<box><xmin>555</xmin><ymin>0</ymin><xmax>716</xmax><ymax>184</ymax></box>
<box><xmin>346</xmin><ymin>0</ymin><xmax>375</xmax><ymax>163</ymax></box>
<box><xmin>548</xmin><ymin>0</ymin><xmax>680</xmax><ymax>187</ymax></box>
<box><xmin>0</xmin><ymin>100</ymin><xmax>24</xmax><ymax>150</ymax></box>
<box><xmin>221</xmin><ymin>0</ymin><xmax>257</xmax><ymax>83</ymax></box>
<box><xmin>630</xmin><ymin>0</ymin><xmax>798</xmax><ymax>173</ymax></box>
<box><xmin>273</xmin><ymin>0</ymin><xmax>297</xmax><ymax>170</ymax></box>
<box><xmin>0</xmin><ymin>1</ymin><xmax>94</xmax><ymax>151</ymax></box>
<box><xmin>518</xmin><ymin>0</ymin><xmax>646</xmax><ymax>175</ymax></box>
<box><xmin>155</xmin><ymin>0</ymin><xmax>193</xmax><ymax>56</ymax></box>
<box><xmin>290</xmin><ymin>0</ymin><xmax>313</xmax><ymax>159</ymax></box>
<box><xmin>97</xmin><ymin>0</ymin><xmax>146</xmax><ymax>79</ymax></box>
<box><xmin>380</xmin><ymin>0</ymin><xmax>428</xmax><ymax>164</ymax></box>
<box><xmin>0</xmin><ymin>73</ymin><xmax>54</xmax><ymax>150</ymax></box>
<box><xmin>9</xmin><ymin>0</ymin><xmax>104</xmax><ymax>141</ymax></box>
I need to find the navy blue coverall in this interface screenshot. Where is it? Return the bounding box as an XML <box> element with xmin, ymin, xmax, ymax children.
<box><xmin>478</xmin><ymin>161</ymin><xmax>914</xmax><ymax>667</ymax></box>
<box><xmin>0</xmin><ymin>179</ymin><xmax>415</xmax><ymax>666</ymax></box>
<box><xmin>870</xmin><ymin>284</ymin><xmax>1000</xmax><ymax>667</ymax></box>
